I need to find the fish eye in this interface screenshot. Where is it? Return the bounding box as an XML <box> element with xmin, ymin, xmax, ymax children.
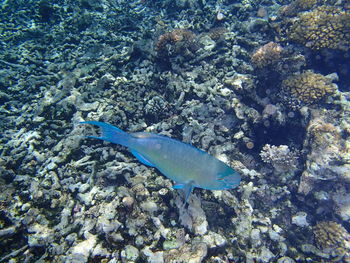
<box><xmin>217</xmin><ymin>173</ymin><xmax>227</xmax><ymax>181</ymax></box>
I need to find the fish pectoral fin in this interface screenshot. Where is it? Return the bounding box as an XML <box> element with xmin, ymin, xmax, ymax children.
<box><xmin>183</xmin><ymin>181</ymin><xmax>194</xmax><ymax>204</ymax></box>
<box><xmin>173</xmin><ymin>183</ymin><xmax>185</xmax><ymax>189</ymax></box>
<box><xmin>130</xmin><ymin>149</ymin><xmax>155</xmax><ymax>167</ymax></box>
<box><xmin>173</xmin><ymin>182</ymin><xmax>194</xmax><ymax>203</ymax></box>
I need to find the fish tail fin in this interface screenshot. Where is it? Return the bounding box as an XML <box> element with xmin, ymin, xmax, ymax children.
<box><xmin>80</xmin><ymin>121</ymin><xmax>132</xmax><ymax>147</ymax></box>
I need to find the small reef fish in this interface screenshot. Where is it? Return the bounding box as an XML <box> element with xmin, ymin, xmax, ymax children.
<box><xmin>81</xmin><ymin>121</ymin><xmax>241</xmax><ymax>202</ymax></box>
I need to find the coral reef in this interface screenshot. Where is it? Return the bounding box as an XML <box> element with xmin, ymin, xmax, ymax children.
<box><xmin>288</xmin><ymin>6</ymin><xmax>350</xmax><ymax>50</ymax></box>
<box><xmin>0</xmin><ymin>0</ymin><xmax>350</xmax><ymax>262</ymax></box>
<box><xmin>282</xmin><ymin>70</ymin><xmax>337</xmax><ymax>104</ymax></box>
<box><xmin>251</xmin><ymin>42</ymin><xmax>283</xmax><ymax>68</ymax></box>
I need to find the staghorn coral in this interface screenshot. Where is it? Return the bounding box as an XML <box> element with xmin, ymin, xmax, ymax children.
<box><xmin>251</xmin><ymin>42</ymin><xmax>283</xmax><ymax>68</ymax></box>
<box><xmin>288</xmin><ymin>6</ymin><xmax>350</xmax><ymax>50</ymax></box>
<box><xmin>260</xmin><ymin>144</ymin><xmax>299</xmax><ymax>173</ymax></box>
<box><xmin>282</xmin><ymin>70</ymin><xmax>336</xmax><ymax>104</ymax></box>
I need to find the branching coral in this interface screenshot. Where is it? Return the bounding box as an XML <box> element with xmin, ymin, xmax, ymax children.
<box><xmin>144</xmin><ymin>96</ymin><xmax>168</xmax><ymax>119</ymax></box>
<box><xmin>314</xmin><ymin>221</ymin><xmax>350</xmax><ymax>252</ymax></box>
<box><xmin>206</xmin><ymin>27</ymin><xmax>228</xmax><ymax>41</ymax></box>
<box><xmin>279</xmin><ymin>0</ymin><xmax>318</xmax><ymax>16</ymax></box>
<box><xmin>260</xmin><ymin>144</ymin><xmax>299</xmax><ymax>173</ymax></box>
<box><xmin>251</xmin><ymin>42</ymin><xmax>283</xmax><ymax>68</ymax></box>
<box><xmin>290</xmin><ymin>0</ymin><xmax>318</xmax><ymax>11</ymax></box>
<box><xmin>288</xmin><ymin>6</ymin><xmax>350</xmax><ymax>50</ymax></box>
<box><xmin>282</xmin><ymin>70</ymin><xmax>336</xmax><ymax>104</ymax></box>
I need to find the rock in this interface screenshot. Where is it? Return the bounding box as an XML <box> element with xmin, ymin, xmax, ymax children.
<box><xmin>292</xmin><ymin>212</ymin><xmax>309</xmax><ymax>227</ymax></box>
<box><xmin>142</xmin><ymin>247</ymin><xmax>164</xmax><ymax>263</ymax></box>
<box><xmin>277</xmin><ymin>256</ymin><xmax>296</xmax><ymax>263</ymax></box>
<box><xmin>68</xmin><ymin>234</ymin><xmax>97</xmax><ymax>262</ymax></box>
<box><xmin>122</xmin><ymin>196</ymin><xmax>134</xmax><ymax>207</ymax></box>
<box><xmin>121</xmin><ymin>245</ymin><xmax>139</xmax><ymax>262</ymax></box>
<box><xmin>202</xmin><ymin>231</ymin><xmax>227</xmax><ymax>248</ymax></box>
<box><xmin>259</xmin><ymin>246</ymin><xmax>275</xmax><ymax>262</ymax></box>
<box><xmin>140</xmin><ymin>201</ymin><xmax>158</xmax><ymax>214</ymax></box>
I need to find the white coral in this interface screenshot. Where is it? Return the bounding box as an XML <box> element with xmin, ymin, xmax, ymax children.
<box><xmin>260</xmin><ymin>144</ymin><xmax>299</xmax><ymax>173</ymax></box>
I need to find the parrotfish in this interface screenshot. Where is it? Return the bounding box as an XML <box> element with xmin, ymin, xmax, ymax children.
<box><xmin>81</xmin><ymin>121</ymin><xmax>241</xmax><ymax>202</ymax></box>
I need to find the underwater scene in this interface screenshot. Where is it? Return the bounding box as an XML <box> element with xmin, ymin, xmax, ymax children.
<box><xmin>0</xmin><ymin>0</ymin><xmax>350</xmax><ymax>262</ymax></box>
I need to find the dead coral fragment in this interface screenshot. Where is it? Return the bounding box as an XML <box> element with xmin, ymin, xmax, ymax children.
<box><xmin>251</xmin><ymin>42</ymin><xmax>283</xmax><ymax>68</ymax></box>
<box><xmin>288</xmin><ymin>6</ymin><xmax>350</xmax><ymax>50</ymax></box>
<box><xmin>314</xmin><ymin>221</ymin><xmax>350</xmax><ymax>251</ymax></box>
<box><xmin>282</xmin><ymin>70</ymin><xmax>336</xmax><ymax>104</ymax></box>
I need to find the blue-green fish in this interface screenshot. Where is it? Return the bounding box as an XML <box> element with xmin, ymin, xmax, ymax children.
<box><xmin>81</xmin><ymin>121</ymin><xmax>241</xmax><ymax>201</ymax></box>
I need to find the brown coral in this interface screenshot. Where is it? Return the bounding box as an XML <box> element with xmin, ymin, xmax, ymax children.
<box><xmin>282</xmin><ymin>70</ymin><xmax>336</xmax><ymax>104</ymax></box>
<box><xmin>288</xmin><ymin>6</ymin><xmax>350</xmax><ymax>50</ymax></box>
<box><xmin>251</xmin><ymin>42</ymin><xmax>283</xmax><ymax>68</ymax></box>
<box><xmin>279</xmin><ymin>0</ymin><xmax>318</xmax><ymax>16</ymax></box>
<box><xmin>314</xmin><ymin>221</ymin><xmax>350</xmax><ymax>251</ymax></box>
<box><xmin>155</xmin><ymin>29</ymin><xmax>197</xmax><ymax>54</ymax></box>
<box><xmin>206</xmin><ymin>27</ymin><xmax>228</xmax><ymax>41</ymax></box>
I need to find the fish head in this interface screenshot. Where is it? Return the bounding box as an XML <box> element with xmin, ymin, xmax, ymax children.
<box><xmin>216</xmin><ymin>168</ymin><xmax>241</xmax><ymax>190</ymax></box>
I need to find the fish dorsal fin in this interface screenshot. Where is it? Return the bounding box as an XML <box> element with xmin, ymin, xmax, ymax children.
<box><xmin>130</xmin><ymin>149</ymin><xmax>155</xmax><ymax>167</ymax></box>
